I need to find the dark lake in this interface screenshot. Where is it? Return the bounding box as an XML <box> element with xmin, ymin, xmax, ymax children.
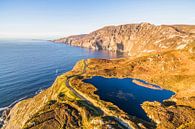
<box><xmin>84</xmin><ymin>76</ymin><xmax>175</xmax><ymax>121</ymax></box>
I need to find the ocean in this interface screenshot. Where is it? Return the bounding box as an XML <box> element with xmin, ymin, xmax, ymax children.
<box><xmin>0</xmin><ymin>40</ymin><xmax>121</xmax><ymax>110</ymax></box>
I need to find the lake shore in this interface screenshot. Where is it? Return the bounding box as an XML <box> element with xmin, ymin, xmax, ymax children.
<box><xmin>132</xmin><ymin>79</ymin><xmax>162</xmax><ymax>90</ymax></box>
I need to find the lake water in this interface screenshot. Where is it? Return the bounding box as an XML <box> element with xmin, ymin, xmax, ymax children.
<box><xmin>84</xmin><ymin>76</ymin><xmax>174</xmax><ymax>121</ymax></box>
<box><xmin>0</xmin><ymin>40</ymin><xmax>122</xmax><ymax>110</ymax></box>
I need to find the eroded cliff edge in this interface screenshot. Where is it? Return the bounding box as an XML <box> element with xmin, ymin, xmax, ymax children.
<box><xmin>2</xmin><ymin>42</ymin><xmax>195</xmax><ymax>129</ymax></box>
<box><xmin>53</xmin><ymin>23</ymin><xmax>195</xmax><ymax>56</ymax></box>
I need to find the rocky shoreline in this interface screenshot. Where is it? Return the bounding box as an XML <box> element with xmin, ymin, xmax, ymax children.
<box><xmin>0</xmin><ymin>108</ymin><xmax>10</xmax><ymax>128</ymax></box>
<box><xmin>0</xmin><ymin>96</ymin><xmax>28</xmax><ymax>128</ymax></box>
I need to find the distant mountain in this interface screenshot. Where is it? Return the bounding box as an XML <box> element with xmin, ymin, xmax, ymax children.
<box><xmin>53</xmin><ymin>23</ymin><xmax>195</xmax><ymax>56</ymax></box>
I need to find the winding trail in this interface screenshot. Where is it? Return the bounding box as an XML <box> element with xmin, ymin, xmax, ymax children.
<box><xmin>65</xmin><ymin>60</ymin><xmax>133</xmax><ymax>129</ymax></box>
<box><xmin>66</xmin><ymin>60</ymin><xmax>87</xmax><ymax>100</ymax></box>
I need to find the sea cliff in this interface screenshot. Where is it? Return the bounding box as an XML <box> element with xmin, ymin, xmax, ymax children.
<box><xmin>54</xmin><ymin>23</ymin><xmax>195</xmax><ymax>56</ymax></box>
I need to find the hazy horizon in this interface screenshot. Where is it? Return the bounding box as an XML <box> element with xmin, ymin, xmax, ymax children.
<box><xmin>0</xmin><ymin>0</ymin><xmax>195</xmax><ymax>40</ymax></box>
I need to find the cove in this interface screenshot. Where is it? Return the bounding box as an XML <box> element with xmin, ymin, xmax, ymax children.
<box><xmin>84</xmin><ymin>76</ymin><xmax>175</xmax><ymax>121</ymax></box>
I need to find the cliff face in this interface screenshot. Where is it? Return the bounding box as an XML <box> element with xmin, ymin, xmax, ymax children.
<box><xmin>54</xmin><ymin>23</ymin><xmax>195</xmax><ymax>56</ymax></box>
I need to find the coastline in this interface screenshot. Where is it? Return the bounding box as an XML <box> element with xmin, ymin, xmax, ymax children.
<box><xmin>0</xmin><ymin>96</ymin><xmax>28</xmax><ymax>127</ymax></box>
<box><xmin>2</xmin><ymin>42</ymin><xmax>195</xmax><ymax>129</ymax></box>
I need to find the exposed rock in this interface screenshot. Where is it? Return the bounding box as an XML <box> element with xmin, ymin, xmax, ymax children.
<box><xmin>54</xmin><ymin>23</ymin><xmax>195</xmax><ymax>56</ymax></box>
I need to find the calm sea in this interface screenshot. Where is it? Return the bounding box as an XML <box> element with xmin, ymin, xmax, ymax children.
<box><xmin>0</xmin><ymin>40</ymin><xmax>122</xmax><ymax>109</ymax></box>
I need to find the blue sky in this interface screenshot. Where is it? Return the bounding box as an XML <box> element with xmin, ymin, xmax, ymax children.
<box><xmin>0</xmin><ymin>0</ymin><xmax>195</xmax><ymax>39</ymax></box>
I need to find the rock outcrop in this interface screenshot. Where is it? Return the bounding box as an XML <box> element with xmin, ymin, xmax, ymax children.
<box><xmin>54</xmin><ymin>23</ymin><xmax>195</xmax><ymax>56</ymax></box>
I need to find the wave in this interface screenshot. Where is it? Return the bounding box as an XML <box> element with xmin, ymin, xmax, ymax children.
<box><xmin>0</xmin><ymin>87</ymin><xmax>46</xmax><ymax>113</ymax></box>
<box><xmin>35</xmin><ymin>88</ymin><xmax>44</xmax><ymax>95</ymax></box>
<box><xmin>0</xmin><ymin>96</ymin><xmax>27</xmax><ymax>112</ymax></box>
<box><xmin>0</xmin><ymin>107</ymin><xmax>8</xmax><ymax>112</ymax></box>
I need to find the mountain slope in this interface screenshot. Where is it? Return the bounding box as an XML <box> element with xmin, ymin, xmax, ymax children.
<box><xmin>54</xmin><ymin>23</ymin><xmax>195</xmax><ymax>56</ymax></box>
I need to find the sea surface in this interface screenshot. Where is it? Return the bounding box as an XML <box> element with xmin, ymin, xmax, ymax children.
<box><xmin>84</xmin><ymin>76</ymin><xmax>174</xmax><ymax>121</ymax></box>
<box><xmin>0</xmin><ymin>40</ymin><xmax>122</xmax><ymax>110</ymax></box>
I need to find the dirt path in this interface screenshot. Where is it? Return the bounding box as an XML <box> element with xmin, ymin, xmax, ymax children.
<box><xmin>66</xmin><ymin>60</ymin><xmax>87</xmax><ymax>100</ymax></box>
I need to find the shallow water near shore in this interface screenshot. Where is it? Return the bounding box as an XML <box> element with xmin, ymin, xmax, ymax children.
<box><xmin>84</xmin><ymin>76</ymin><xmax>175</xmax><ymax>121</ymax></box>
<box><xmin>0</xmin><ymin>40</ymin><xmax>123</xmax><ymax>109</ymax></box>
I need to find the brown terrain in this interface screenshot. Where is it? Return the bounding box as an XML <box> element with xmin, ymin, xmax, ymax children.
<box><xmin>54</xmin><ymin>23</ymin><xmax>195</xmax><ymax>56</ymax></box>
<box><xmin>1</xmin><ymin>23</ymin><xmax>195</xmax><ymax>129</ymax></box>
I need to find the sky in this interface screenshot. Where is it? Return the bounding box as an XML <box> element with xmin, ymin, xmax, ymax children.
<box><xmin>0</xmin><ymin>0</ymin><xmax>195</xmax><ymax>39</ymax></box>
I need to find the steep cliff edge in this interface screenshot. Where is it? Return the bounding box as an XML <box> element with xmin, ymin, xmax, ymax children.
<box><xmin>53</xmin><ymin>23</ymin><xmax>195</xmax><ymax>56</ymax></box>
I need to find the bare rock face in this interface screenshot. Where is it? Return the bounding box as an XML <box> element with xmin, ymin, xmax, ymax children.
<box><xmin>54</xmin><ymin>23</ymin><xmax>195</xmax><ymax>56</ymax></box>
